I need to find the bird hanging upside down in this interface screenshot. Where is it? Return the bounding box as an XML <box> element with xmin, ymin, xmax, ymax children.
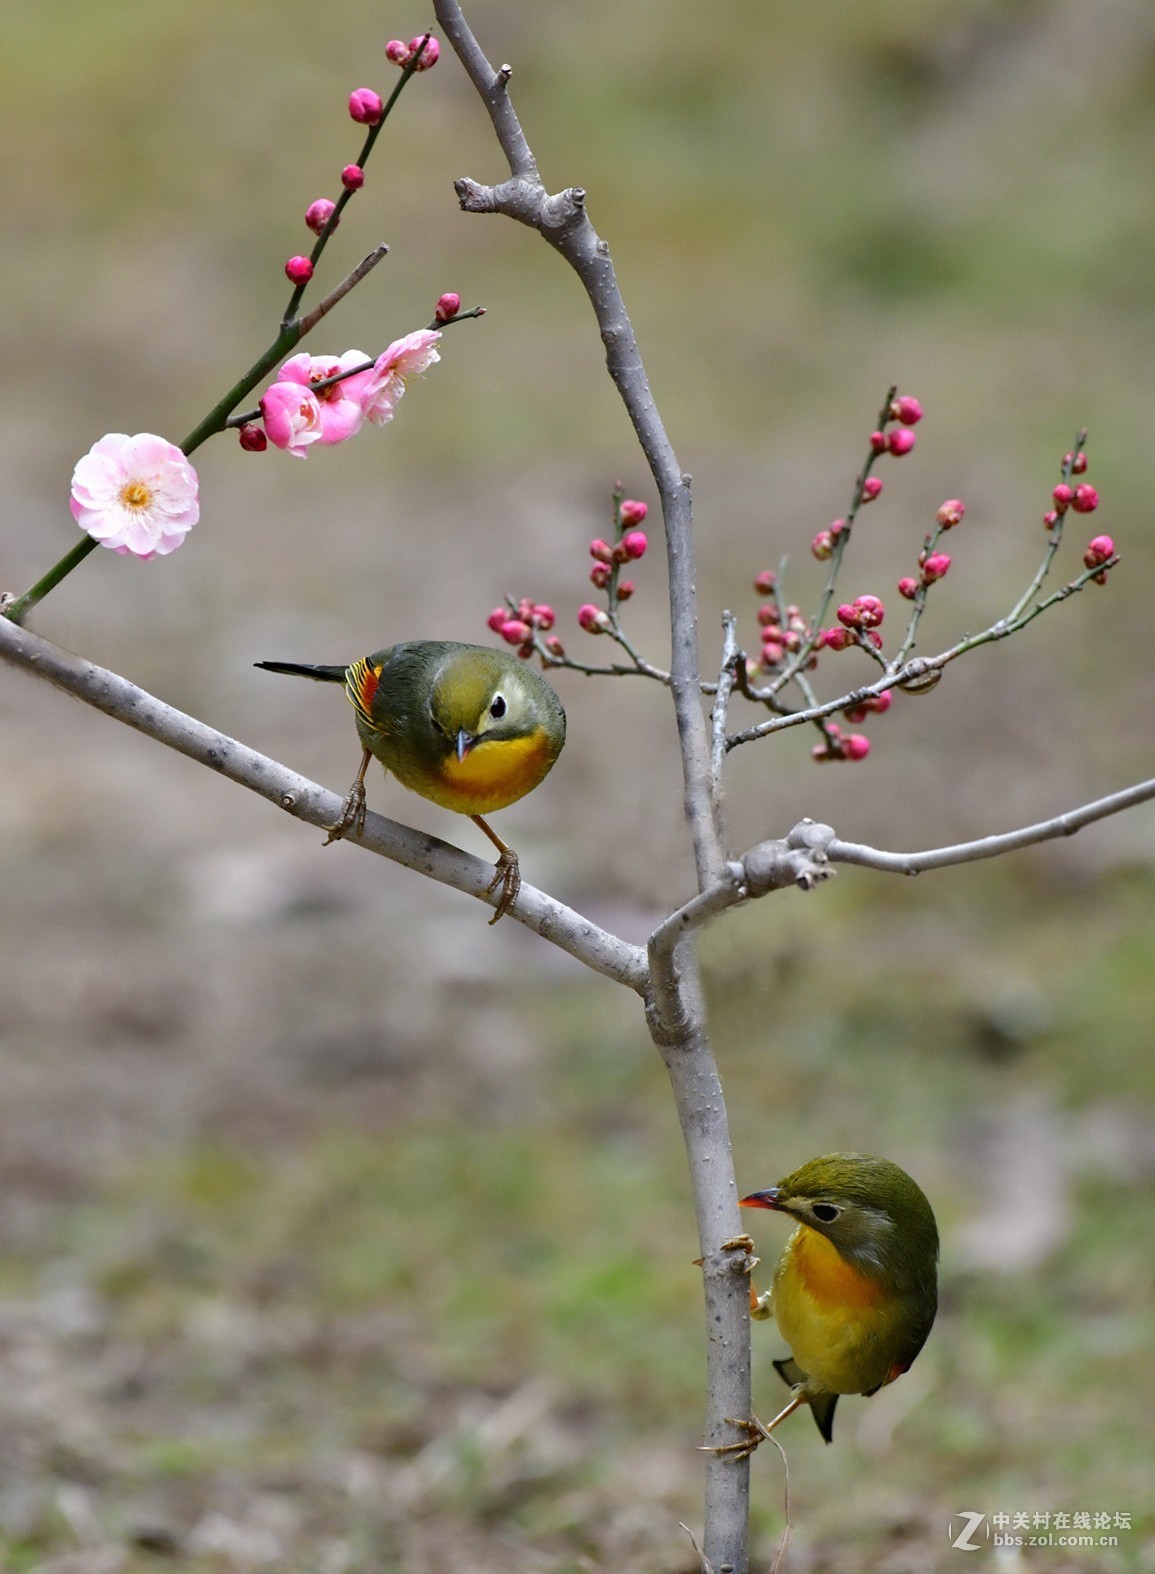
<box><xmin>256</xmin><ymin>640</ymin><xmax>566</xmax><ymax>922</ymax></box>
<box><xmin>717</xmin><ymin>1152</ymin><xmax>939</xmax><ymax>1454</ymax></box>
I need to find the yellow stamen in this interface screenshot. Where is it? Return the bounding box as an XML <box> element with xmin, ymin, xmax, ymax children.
<box><xmin>119</xmin><ymin>480</ymin><xmax>152</xmax><ymax>511</ymax></box>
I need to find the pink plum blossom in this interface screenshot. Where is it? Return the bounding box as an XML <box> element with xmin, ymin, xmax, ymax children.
<box><xmin>70</xmin><ymin>433</ymin><xmax>199</xmax><ymax>558</ymax></box>
<box><xmin>260</xmin><ymin>382</ymin><xmax>324</xmax><ymax>457</ymax></box>
<box><xmin>357</xmin><ymin>329</ymin><xmax>441</xmax><ymax>425</ymax></box>
<box><xmin>278</xmin><ymin>350</ymin><xmax>373</xmax><ymax>445</ymax></box>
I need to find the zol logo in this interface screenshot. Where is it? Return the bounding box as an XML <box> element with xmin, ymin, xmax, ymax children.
<box><xmin>948</xmin><ymin>1512</ymin><xmax>991</xmax><ymax>1551</ymax></box>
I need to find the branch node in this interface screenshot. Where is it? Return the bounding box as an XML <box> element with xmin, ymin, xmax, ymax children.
<box><xmin>742</xmin><ymin>821</ymin><xmax>836</xmax><ymax>895</ymax></box>
<box><xmin>497</xmin><ymin>62</ymin><xmax>512</xmax><ymax>85</ymax></box>
<box><xmin>280</xmin><ymin>792</ymin><xmax>298</xmax><ymax>810</ymax></box>
<box><xmin>897</xmin><ymin>657</ymin><xmax>942</xmax><ymax>696</ymax></box>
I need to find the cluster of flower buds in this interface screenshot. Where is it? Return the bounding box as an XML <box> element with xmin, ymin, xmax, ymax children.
<box><xmin>811</xmin><ymin>519</ymin><xmax>845</xmax><ymax>561</ymax></box>
<box><xmin>385</xmin><ymin>35</ymin><xmax>441</xmax><ymax>70</ymax></box>
<box><xmin>897</xmin><ymin>499</ymin><xmax>964</xmax><ymax>598</ymax></box>
<box><xmin>756</xmin><ymin>596</ymin><xmax>812</xmax><ymax>668</ymax></box>
<box><xmin>583</xmin><ymin>500</ymin><xmax>648</xmax><ymax>600</ymax></box>
<box><xmin>487</xmin><ymin>599</ymin><xmax>563</xmax><ymax>660</ymax></box>
<box><xmin>817</xmin><ymin>593</ymin><xmax>885</xmax><ymax>652</ymax></box>
<box><xmin>812</xmin><ymin>722</ymin><xmax>871</xmax><ymax>763</ymax></box>
<box><xmin>1083</xmin><ymin>534</ymin><xmax>1116</xmax><ymax>585</ymax></box>
<box><xmin>1043</xmin><ymin>450</ymin><xmax>1098</xmax><ymax>529</ymax></box>
<box><xmin>282</xmin><ymin>40</ymin><xmax>439</xmax><ymax>284</ymax></box>
<box><xmin>843</xmin><ymin>689</ymin><xmax>892</xmax><ymax>724</ymax></box>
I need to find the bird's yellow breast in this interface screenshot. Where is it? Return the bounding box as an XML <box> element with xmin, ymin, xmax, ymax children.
<box><xmin>773</xmin><ymin>1224</ymin><xmax>904</xmax><ymax>1396</ymax></box>
<box><xmin>426</xmin><ymin>730</ymin><xmax>556</xmax><ymax>815</ymax></box>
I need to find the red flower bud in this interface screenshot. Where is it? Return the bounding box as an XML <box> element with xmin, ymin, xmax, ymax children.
<box><xmin>305</xmin><ymin>198</ymin><xmax>337</xmax><ymax>235</ymax></box>
<box><xmin>620</xmin><ymin>499</ymin><xmax>648</xmax><ymax>526</ymax></box>
<box><xmin>349</xmin><ymin>88</ymin><xmax>384</xmax><ymax>125</ymax></box>
<box><xmin>921</xmin><ymin>552</ymin><xmax>951</xmax><ymax>583</ymax></box>
<box><xmin>860</xmin><ymin>476</ymin><xmax>883</xmax><ymax>502</ymax></box>
<box><xmin>890</xmin><ymin>395</ymin><xmax>923</xmax><ymax>425</ymax></box>
<box><xmin>887</xmin><ymin>428</ymin><xmax>916</xmax><ymax>457</ymax></box>
<box><xmin>284</xmin><ymin>255</ymin><xmax>314</xmax><ymax>285</ymax></box>
<box><xmin>589</xmin><ymin>538</ymin><xmax>614</xmax><ymax>563</ymax></box>
<box><xmin>590</xmin><ymin>563</ymin><xmax>611</xmax><ymax>589</ymax></box>
<box><xmin>621</xmin><ymin>530</ymin><xmax>648</xmax><ymax>560</ymax></box>
<box><xmin>1052</xmin><ymin>483</ymin><xmax>1074</xmax><ymax>512</ymax></box>
<box><xmin>936</xmin><ymin>498</ymin><xmax>965</xmax><ymax>529</ymax></box>
<box><xmin>238</xmin><ymin>424</ymin><xmax>267</xmax><ymax>452</ymax></box>
<box><xmin>1083</xmin><ymin>534</ymin><xmax>1115</xmax><ymax>569</ymax></box>
<box><xmin>753</xmin><ymin>570</ymin><xmax>777</xmax><ymax>594</ymax></box>
<box><xmin>578</xmin><ymin>603</ymin><xmax>609</xmax><ymax>633</ymax></box>
<box><xmin>1072</xmin><ymin>484</ymin><xmax>1099</xmax><ymax>514</ymax></box>
<box><xmin>500</xmin><ymin>619</ymin><xmax>530</xmax><ymax>645</ymax></box>
<box><xmin>487</xmin><ymin>607</ymin><xmax>508</xmax><ymax>633</ymax></box>
<box><xmin>435</xmin><ymin>292</ymin><xmax>461</xmax><ymax>322</ymax></box>
<box><xmin>341</xmin><ymin>164</ymin><xmax>365</xmax><ymax>191</ymax></box>
<box><xmin>897</xmin><ymin>576</ymin><xmax>919</xmax><ymax>600</ymax></box>
<box><xmin>869</xmin><ymin>430</ymin><xmax>888</xmax><ymax>454</ymax></box>
<box><xmin>408</xmin><ymin>35</ymin><xmax>440</xmax><ymax>69</ymax></box>
<box><xmin>617</xmin><ymin>580</ymin><xmax>635</xmax><ymax>601</ymax></box>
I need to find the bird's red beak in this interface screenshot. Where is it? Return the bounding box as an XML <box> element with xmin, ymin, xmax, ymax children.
<box><xmin>739</xmin><ymin>1188</ymin><xmax>783</xmax><ymax>1211</ymax></box>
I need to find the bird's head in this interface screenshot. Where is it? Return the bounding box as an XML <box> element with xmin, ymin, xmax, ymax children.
<box><xmin>430</xmin><ymin>650</ymin><xmax>553</xmax><ymax>760</ymax></box>
<box><xmin>741</xmin><ymin>1152</ymin><xmax>939</xmax><ymax>1288</ymax></box>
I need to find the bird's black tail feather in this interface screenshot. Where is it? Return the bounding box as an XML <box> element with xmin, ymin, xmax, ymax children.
<box><xmin>773</xmin><ymin>1355</ymin><xmax>838</xmax><ymax>1443</ymax></box>
<box><xmin>254</xmin><ymin>660</ymin><xmax>348</xmax><ymax>683</ymax></box>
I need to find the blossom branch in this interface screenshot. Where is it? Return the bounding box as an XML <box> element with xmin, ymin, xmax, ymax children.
<box><xmin>0</xmin><ymin>618</ymin><xmax>647</xmax><ymax>993</ymax></box>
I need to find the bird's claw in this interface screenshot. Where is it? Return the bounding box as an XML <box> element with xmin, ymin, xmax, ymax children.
<box><xmin>323</xmin><ymin>780</ymin><xmax>367</xmax><ymax>845</ymax></box>
<box><xmin>485</xmin><ymin>848</ymin><xmax>521</xmax><ymax>924</ymax></box>
<box><xmin>709</xmin><ymin>1416</ymin><xmax>772</xmax><ymax>1461</ymax></box>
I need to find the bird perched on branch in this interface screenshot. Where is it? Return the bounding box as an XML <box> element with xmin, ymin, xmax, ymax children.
<box><xmin>256</xmin><ymin>641</ymin><xmax>566</xmax><ymax>922</ymax></box>
<box><xmin>719</xmin><ymin>1152</ymin><xmax>938</xmax><ymax>1452</ymax></box>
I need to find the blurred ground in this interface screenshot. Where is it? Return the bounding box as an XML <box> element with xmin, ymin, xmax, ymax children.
<box><xmin>2</xmin><ymin>1</ymin><xmax>1155</xmax><ymax>1569</ymax></box>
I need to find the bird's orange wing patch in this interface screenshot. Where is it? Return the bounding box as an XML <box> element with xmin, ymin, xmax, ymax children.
<box><xmin>345</xmin><ymin>657</ymin><xmax>384</xmax><ymax>733</ymax></box>
<box><xmin>791</xmin><ymin>1226</ymin><xmax>888</xmax><ymax>1312</ymax></box>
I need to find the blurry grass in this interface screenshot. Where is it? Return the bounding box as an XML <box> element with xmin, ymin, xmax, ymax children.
<box><xmin>0</xmin><ymin>861</ymin><xmax>1147</xmax><ymax>1566</ymax></box>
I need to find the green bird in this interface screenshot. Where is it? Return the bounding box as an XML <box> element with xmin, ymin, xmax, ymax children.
<box><xmin>256</xmin><ymin>641</ymin><xmax>566</xmax><ymax>922</ymax></box>
<box><xmin>720</xmin><ymin>1153</ymin><xmax>939</xmax><ymax>1452</ymax></box>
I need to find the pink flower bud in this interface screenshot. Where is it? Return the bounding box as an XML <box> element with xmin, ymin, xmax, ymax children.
<box><xmin>435</xmin><ymin>292</ymin><xmax>461</xmax><ymax>322</ymax></box>
<box><xmin>349</xmin><ymin>88</ymin><xmax>384</xmax><ymax>125</ymax></box>
<box><xmin>1064</xmin><ymin>450</ymin><xmax>1088</xmax><ymax>475</ymax></box>
<box><xmin>921</xmin><ymin>552</ymin><xmax>951</xmax><ymax>582</ymax></box>
<box><xmin>897</xmin><ymin>576</ymin><xmax>919</xmax><ymax>600</ymax></box>
<box><xmin>487</xmin><ymin>607</ymin><xmax>508</xmax><ymax>633</ymax></box>
<box><xmin>811</xmin><ymin>530</ymin><xmax>835</xmax><ymax>561</ymax></box>
<box><xmin>869</xmin><ymin>430</ymin><xmax>888</xmax><ymax>454</ymax></box>
<box><xmin>500</xmin><ymin>619</ymin><xmax>531</xmax><ymax>645</ymax></box>
<box><xmin>1052</xmin><ymin>483</ymin><xmax>1074</xmax><ymax>512</ymax></box>
<box><xmin>761</xmin><ymin>640</ymin><xmax>784</xmax><ymax>664</ymax></box>
<box><xmin>837</xmin><ymin>603</ymin><xmax>859</xmax><ymax>628</ymax></box>
<box><xmin>1083</xmin><ymin>535</ymin><xmax>1115</xmax><ymax>568</ymax></box>
<box><xmin>408</xmin><ymin>35</ymin><xmax>440</xmax><ymax>69</ymax></box>
<box><xmin>578</xmin><ymin>603</ymin><xmax>609</xmax><ymax>633</ymax></box>
<box><xmin>545</xmin><ymin>635</ymin><xmax>565</xmax><ymax>657</ymax></box>
<box><xmin>887</xmin><ymin>428</ymin><xmax>917</xmax><ymax>457</ymax></box>
<box><xmin>305</xmin><ymin>198</ymin><xmax>337</xmax><ymax>235</ymax></box>
<box><xmin>620</xmin><ymin>498</ymin><xmax>648</xmax><ymax>526</ymax></box>
<box><xmin>812</xmin><ymin>743</ymin><xmax>831</xmax><ymax>762</ymax></box>
<box><xmin>238</xmin><ymin>424</ymin><xmax>267</xmax><ymax>452</ymax></box>
<box><xmin>819</xmin><ymin>627</ymin><xmax>852</xmax><ymax>651</ymax></box>
<box><xmin>385</xmin><ymin>39</ymin><xmax>411</xmax><ymax>64</ymax></box>
<box><xmin>341</xmin><ymin>164</ymin><xmax>365</xmax><ymax>191</ymax></box>
<box><xmin>621</xmin><ymin>530</ymin><xmax>648</xmax><ymax>560</ymax></box>
<box><xmin>589</xmin><ymin>538</ymin><xmax>614</xmax><ymax>563</ymax></box>
<box><xmin>1042</xmin><ymin>511</ymin><xmax>1059</xmax><ymax>530</ymax></box>
<box><xmin>854</xmin><ymin>594</ymin><xmax>885</xmax><ymax>628</ymax></box>
<box><xmin>890</xmin><ymin>395</ymin><xmax>923</xmax><ymax>425</ymax></box>
<box><xmin>753</xmin><ymin>570</ymin><xmax>776</xmax><ymax>594</ymax></box>
<box><xmin>843</xmin><ymin>733</ymin><xmax>871</xmax><ymax>761</ymax></box>
<box><xmin>532</xmin><ymin>603</ymin><xmax>556</xmax><ymax>630</ymax></box>
<box><xmin>757</xmin><ymin>605</ymin><xmax>779</xmax><ymax>628</ymax></box>
<box><xmin>843</xmin><ymin>703</ymin><xmax>867</xmax><ymax>723</ymax></box>
<box><xmin>860</xmin><ymin>476</ymin><xmax>883</xmax><ymax>502</ymax></box>
<box><xmin>590</xmin><ymin>563</ymin><xmax>611</xmax><ymax>589</ymax></box>
<box><xmin>870</xmin><ymin>689</ymin><xmax>893</xmax><ymax>714</ymax></box>
<box><xmin>617</xmin><ymin>579</ymin><xmax>635</xmax><ymax>601</ymax></box>
<box><xmin>1072</xmin><ymin>483</ymin><xmax>1099</xmax><ymax>514</ymax></box>
<box><xmin>284</xmin><ymin>256</ymin><xmax>314</xmax><ymax>285</ymax></box>
<box><xmin>936</xmin><ymin>498</ymin><xmax>965</xmax><ymax>529</ymax></box>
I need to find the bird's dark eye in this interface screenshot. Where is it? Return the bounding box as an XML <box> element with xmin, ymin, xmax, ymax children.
<box><xmin>812</xmin><ymin>1203</ymin><xmax>841</xmax><ymax>1223</ymax></box>
<box><xmin>489</xmin><ymin>694</ymin><xmax>507</xmax><ymax>719</ymax></box>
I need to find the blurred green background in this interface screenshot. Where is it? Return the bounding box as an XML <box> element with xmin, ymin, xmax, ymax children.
<box><xmin>2</xmin><ymin>1</ymin><xmax>1154</xmax><ymax>1568</ymax></box>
